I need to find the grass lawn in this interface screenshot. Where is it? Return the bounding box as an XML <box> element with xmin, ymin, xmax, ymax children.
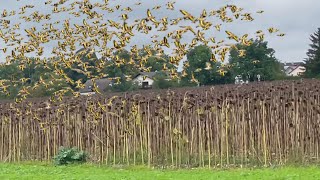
<box><xmin>0</xmin><ymin>163</ymin><xmax>319</xmax><ymax>180</ymax></box>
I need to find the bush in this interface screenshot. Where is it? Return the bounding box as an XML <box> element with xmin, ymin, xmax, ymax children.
<box><xmin>280</xmin><ymin>76</ymin><xmax>304</xmax><ymax>81</ymax></box>
<box><xmin>53</xmin><ymin>147</ymin><xmax>87</xmax><ymax>165</ymax></box>
<box><xmin>153</xmin><ymin>78</ymin><xmax>177</xmax><ymax>89</ymax></box>
<box><xmin>153</xmin><ymin>72</ymin><xmax>180</xmax><ymax>89</ymax></box>
<box><xmin>107</xmin><ymin>80</ymin><xmax>139</xmax><ymax>92</ymax></box>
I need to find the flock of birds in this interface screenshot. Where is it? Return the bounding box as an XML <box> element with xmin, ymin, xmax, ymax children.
<box><xmin>0</xmin><ymin>0</ymin><xmax>285</xmax><ymax>103</ymax></box>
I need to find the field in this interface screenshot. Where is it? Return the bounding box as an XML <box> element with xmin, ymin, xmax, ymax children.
<box><xmin>0</xmin><ymin>80</ymin><xmax>320</xmax><ymax>168</ymax></box>
<box><xmin>0</xmin><ymin>163</ymin><xmax>320</xmax><ymax>180</ymax></box>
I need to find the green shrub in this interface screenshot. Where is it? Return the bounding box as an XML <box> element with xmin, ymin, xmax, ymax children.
<box><xmin>107</xmin><ymin>80</ymin><xmax>139</xmax><ymax>92</ymax></box>
<box><xmin>53</xmin><ymin>147</ymin><xmax>87</xmax><ymax>165</ymax></box>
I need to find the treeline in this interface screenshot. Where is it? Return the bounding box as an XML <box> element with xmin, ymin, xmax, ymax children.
<box><xmin>0</xmin><ymin>39</ymin><xmax>286</xmax><ymax>99</ymax></box>
<box><xmin>304</xmin><ymin>28</ymin><xmax>320</xmax><ymax>79</ymax></box>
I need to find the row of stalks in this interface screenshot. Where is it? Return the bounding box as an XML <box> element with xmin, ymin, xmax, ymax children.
<box><xmin>0</xmin><ymin>80</ymin><xmax>320</xmax><ymax>167</ymax></box>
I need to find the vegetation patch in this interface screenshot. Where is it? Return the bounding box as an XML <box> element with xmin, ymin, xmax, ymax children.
<box><xmin>0</xmin><ymin>163</ymin><xmax>320</xmax><ymax>180</ymax></box>
<box><xmin>53</xmin><ymin>147</ymin><xmax>87</xmax><ymax>165</ymax></box>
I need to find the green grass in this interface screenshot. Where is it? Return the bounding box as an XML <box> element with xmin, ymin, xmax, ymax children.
<box><xmin>0</xmin><ymin>163</ymin><xmax>320</xmax><ymax>180</ymax></box>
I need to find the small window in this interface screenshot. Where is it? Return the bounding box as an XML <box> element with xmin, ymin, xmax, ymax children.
<box><xmin>142</xmin><ymin>82</ymin><xmax>149</xmax><ymax>89</ymax></box>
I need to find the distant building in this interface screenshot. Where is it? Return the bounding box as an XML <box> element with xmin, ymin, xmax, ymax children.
<box><xmin>132</xmin><ymin>72</ymin><xmax>157</xmax><ymax>89</ymax></box>
<box><xmin>286</xmin><ymin>66</ymin><xmax>306</xmax><ymax>76</ymax></box>
<box><xmin>79</xmin><ymin>78</ymin><xmax>113</xmax><ymax>95</ymax></box>
<box><xmin>282</xmin><ymin>62</ymin><xmax>305</xmax><ymax>76</ymax></box>
<box><xmin>79</xmin><ymin>72</ymin><xmax>160</xmax><ymax>93</ymax></box>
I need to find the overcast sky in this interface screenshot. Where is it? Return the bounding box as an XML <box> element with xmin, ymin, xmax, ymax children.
<box><xmin>0</xmin><ymin>0</ymin><xmax>319</xmax><ymax>63</ymax></box>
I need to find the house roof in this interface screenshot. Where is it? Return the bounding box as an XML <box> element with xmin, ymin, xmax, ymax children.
<box><xmin>286</xmin><ymin>65</ymin><xmax>306</xmax><ymax>75</ymax></box>
<box><xmin>75</xmin><ymin>48</ymin><xmax>94</xmax><ymax>55</ymax></box>
<box><xmin>283</xmin><ymin>62</ymin><xmax>305</xmax><ymax>67</ymax></box>
<box><xmin>133</xmin><ymin>72</ymin><xmax>158</xmax><ymax>79</ymax></box>
<box><xmin>79</xmin><ymin>78</ymin><xmax>113</xmax><ymax>93</ymax></box>
<box><xmin>285</xmin><ymin>66</ymin><xmax>295</xmax><ymax>73</ymax></box>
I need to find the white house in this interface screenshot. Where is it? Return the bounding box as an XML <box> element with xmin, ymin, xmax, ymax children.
<box><xmin>286</xmin><ymin>66</ymin><xmax>306</xmax><ymax>76</ymax></box>
<box><xmin>132</xmin><ymin>72</ymin><xmax>157</xmax><ymax>89</ymax></box>
<box><xmin>282</xmin><ymin>62</ymin><xmax>306</xmax><ymax>77</ymax></box>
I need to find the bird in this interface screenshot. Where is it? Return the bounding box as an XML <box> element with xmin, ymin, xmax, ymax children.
<box><xmin>166</xmin><ymin>1</ymin><xmax>175</xmax><ymax>10</ymax></box>
<box><xmin>0</xmin><ymin>0</ymin><xmax>283</xmax><ymax>102</ymax></box>
<box><xmin>204</xmin><ymin>62</ymin><xmax>212</xmax><ymax>70</ymax></box>
<box><xmin>238</xmin><ymin>49</ymin><xmax>246</xmax><ymax>57</ymax></box>
<box><xmin>252</xmin><ymin>60</ymin><xmax>260</xmax><ymax>64</ymax></box>
<box><xmin>210</xmin><ymin>54</ymin><xmax>217</xmax><ymax>62</ymax></box>
<box><xmin>217</xmin><ymin>69</ymin><xmax>226</xmax><ymax>76</ymax></box>
<box><xmin>268</xmin><ymin>27</ymin><xmax>279</xmax><ymax>33</ymax></box>
<box><xmin>180</xmin><ymin>10</ymin><xmax>196</xmax><ymax>22</ymax></box>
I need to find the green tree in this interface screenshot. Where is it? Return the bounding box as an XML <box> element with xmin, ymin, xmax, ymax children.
<box><xmin>107</xmin><ymin>79</ymin><xmax>139</xmax><ymax>92</ymax></box>
<box><xmin>304</xmin><ymin>28</ymin><xmax>320</xmax><ymax>78</ymax></box>
<box><xmin>0</xmin><ymin>62</ymin><xmax>24</xmax><ymax>99</ymax></box>
<box><xmin>144</xmin><ymin>55</ymin><xmax>172</xmax><ymax>72</ymax></box>
<box><xmin>153</xmin><ymin>71</ymin><xmax>179</xmax><ymax>89</ymax></box>
<box><xmin>136</xmin><ymin>48</ymin><xmax>175</xmax><ymax>72</ymax></box>
<box><xmin>103</xmin><ymin>49</ymin><xmax>139</xmax><ymax>79</ymax></box>
<box><xmin>101</xmin><ymin>49</ymin><xmax>140</xmax><ymax>92</ymax></box>
<box><xmin>0</xmin><ymin>58</ymin><xmax>72</xmax><ymax>99</ymax></box>
<box><xmin>65</xmin><ymin>48</ymin><xmax>99</xmax><ymax>85</ymax></box>
<box><xmin>28</xmin><ymin>73</ymin><xmax>71</xmax><ymax>98</ymax></box>
<box><xmin>0</xmin><ymin>63</ymin><xmax>24</xmax><ymax>81</ymax></box>
<box><xmin>229</xmin><ymin>40</ymin><xmax>285</xmax><ymax>81</ymax></box>
<box><xmin>181</xmin><ymin>45</ymin><xmax>226</xmax><ymax>86</ymax></box>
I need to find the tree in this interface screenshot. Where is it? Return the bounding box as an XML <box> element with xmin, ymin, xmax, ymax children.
<box><xmin>103</xmin><ymin>49</ymin><xmax>139</xmax><ymax>79</ymax></box>
<box><xmin>228</xmin><ymin>40</ymin><xmax>285</xmax><ymax>81</ymax></box>
<box><xmin>136</xmin><ymin>48</ymin><xmax>175</xmax><ymax>72</ymax></box>
<box><xmin>101</xmin><ymin>49</ymin><xmax>140</xmax><ymax>92</ymax></box>
<box><xmin>28</xmin><ymin>72</ymin><xmax>71</xmax><ymax>98</ymax></box>
<box><xmin>144</xmin><ymin>55</ymin><xmax>173</xmax><ymax>72</ymax></box>
<box><xmin>0</xmin><ymin>58</ymin><xmax>72</xmax><ymax>99</ymax></box>
<box><xmin>65</xmin><ymin>48</ymin><xmax>100</xmax><ymax>86</ymax></box>
<box><xmin>152</xmin><ymin>71</ymin><xmax>179</xmax><ymax>89</ymax></box>
<box><xmin>181</xmin><ymin>45</ymin><xmax>227</xmax><ymax>86</ymax></box>
<box><xmin>107</xmin><ymin>80</ymin><xmax>139</xmax><ymax>92</ymax></box>
<box><xmin>304</xmin><ymin>28</ymin><xmax>320</xmax><ymax>78</ymax></box>
<box><xmin>0</xmin><ymin>62</ymin><xmax>25</xmax><ymax>99</ymax></box>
